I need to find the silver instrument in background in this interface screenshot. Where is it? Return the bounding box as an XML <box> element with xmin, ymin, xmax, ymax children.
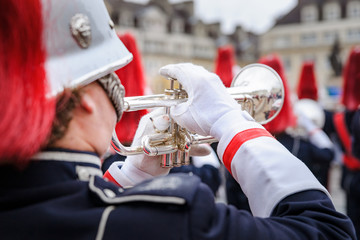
<box><xmin>111</xmin><ymin>63</ymin><xmax>284</xmax><ymax>167</ymax></box>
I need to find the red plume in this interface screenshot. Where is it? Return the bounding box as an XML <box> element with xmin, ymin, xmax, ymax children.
<box><xmin>341</xmin><ymin>46</ymin><xmax>360</xmax><ymax>111</ymax></box>
<box><xmin>258</xmin><ymin>54</ymin><xmax>296</xmax><ymax>134</ymax></box>
<box><xmin>0</xmin><ymin>0</ymin><xmax>55</xmax><ymax>166</ymax></box>
<box><xmin>297</xmin><ymin>61</ymin><xmax>318</xmax><ymax>100</ymax></box>
<box><xmin>214</xmin><ymin>45</ymin><xmax>235</xmax><ymax>87</ymax></box>
<box><xmin>114</xmin><ymin>33</ymin><xmax>148</xmax><ymax>145</ymax></box>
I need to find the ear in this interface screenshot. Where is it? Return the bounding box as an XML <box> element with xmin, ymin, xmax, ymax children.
<box><xmin>80</xmin><ymin>92</ymin><xmax>96</xmax><ymax>114</ymax></box>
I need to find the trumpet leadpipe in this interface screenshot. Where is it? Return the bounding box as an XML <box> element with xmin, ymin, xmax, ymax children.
<box><xmin>123</xmin><ymin>94</ymin><xmax>187</xmax><ymax>112</ymax></box>
<box><xmin>123</xmin><ymin>91</ymin><xmax>249</xmax><ymax>112</ymax></box>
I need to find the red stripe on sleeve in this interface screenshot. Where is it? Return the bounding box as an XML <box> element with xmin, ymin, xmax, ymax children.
<box><xmin>103</xmin><ymin>170</ymin><xmax>122</xmax><ymax>187</ymax></box>
<box><xmin>223</xmin><ymin>128</ymin><xmax>273</xmax><ymax>174</ymax></box>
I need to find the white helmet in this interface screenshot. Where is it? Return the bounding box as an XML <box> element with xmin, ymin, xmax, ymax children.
<box><xmin>43</xmin><ymin>0</ymin><xmax>133</xmax><ymax>96</ymax></box>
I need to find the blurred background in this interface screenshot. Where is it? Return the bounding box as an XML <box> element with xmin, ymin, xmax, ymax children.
<box><xmin>105</xmin><ymin>0</ymin><xmax>360</xmax><ymax>215</ymax></box>
<box><xmin>105</xmin><ymin>0</ymin><xmax>360</xmax><ymax>112</ymax></box>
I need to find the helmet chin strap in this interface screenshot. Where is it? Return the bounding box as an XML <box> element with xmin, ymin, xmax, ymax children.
<box><xmin>97</xmin><ymin>73</ymin><xmax>125</xmax><ymax>122</ymax></box>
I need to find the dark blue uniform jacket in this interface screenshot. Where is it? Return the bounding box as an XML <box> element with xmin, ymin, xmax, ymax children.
<box><xmin>0</xmin><ymin>149</ymin><xmax>356</xmax><ymax>239</ymax></box>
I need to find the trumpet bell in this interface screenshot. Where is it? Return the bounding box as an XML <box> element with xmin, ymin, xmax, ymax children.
<box><xmin>230</xmin><ymin>63</ymin><xmax>284</xmax><ymax>125</ymax></box>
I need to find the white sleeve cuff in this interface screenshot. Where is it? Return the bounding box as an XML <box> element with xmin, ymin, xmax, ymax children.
<box><xmin>229</xmin><ymin>137</ymin><xmax>330</xmax><ymax>217</ymax></box>
<box><xmin>308</xmin><ymin>130</ymin><xmax>334</xmax><ymax>149</ymax></box>
<box><xmin>211</xmin><ymin>109</ymin><xmax>265</xmax><ymax>160</ymax></box>
<box><xmin>214</xmin><ymin>118</ymin><xmax>330</xmax><ymax>218</ymax></box>
<box><xmin>107</xmin><ymin>160</ymin><xmax>154</xmax><ymax>188</ymax></box>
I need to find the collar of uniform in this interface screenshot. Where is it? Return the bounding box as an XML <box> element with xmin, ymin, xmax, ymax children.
<box><xmin>32</xmin><ymin>148</ymin><xmax>101</xmax><ymax>167</ymax></box>
<box><xmin>31</xmin><ymin>148</ymin><xmax>103</xmax><ymax>181</ymax></box>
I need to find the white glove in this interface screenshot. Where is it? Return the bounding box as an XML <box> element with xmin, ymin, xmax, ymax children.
<box><xmin>106</xmin><ymin>108</ymin><xmax>171</xmax><ymax>187</ymax></box>
<box><xmin>296</xmin><ymin>113</ymin><xmax>317</xmax><ymax>133</ymax></box>
<box><xmin>105</xmin><ymin>107</ymin><xmax>214</xmax><ymax>187</ymax></box>
<box><xmin>297</xmin><ymin>114</ymin><xmax>333</xmax><ymax>149</ymax></box>
<box><xmin>159</xmin><ymin>63</ymin><xmax>254</xmax><ymax>140</ymax></box>
<box><xmin>191</xmin><ymin>144</ymin><xmax>220</xmax><ymax>168</ymax></box>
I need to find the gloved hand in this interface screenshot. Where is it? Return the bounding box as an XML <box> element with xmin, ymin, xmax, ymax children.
<box><xmin>296</xmin><ymin>113</ymin><xmax>318</xmax><ymax>133</ymax></box>
<box><xmin>105</xmin><ymin>107</ymin><xmax>214</xmax><ymax>187</ymax></box>
<box><xmin>296</xmin><ymin>113</ymin><xmax>333</xmax><ymax>149</ymax></box>
<box><xmin>159</xmin><ymin>63</ymin><xmax>254</xmax><ymax>140</ymax></box>
<box><xmin>106</xmin><ymin>108</ymin><xmax>171</xmax><ymax>187</ymax></box>
<box><xmin>191</xmin><ymin>144</ymin><xmax>220</xmax><ymax>169</ymax></box>
<box><xmin>159</xmin><ymin>63</ymin><xmax>328</xmax><ymax>218</ymax></box>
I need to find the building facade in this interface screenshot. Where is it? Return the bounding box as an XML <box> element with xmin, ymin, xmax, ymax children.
<box><xmin>260</xmin><ymin>0</ymin><xmax>360</xmax><ymax>108</ymax></box>
<box><xmin>105</xmin><ymin>0</ymin><xmax>258</xmax><ymax>93</ymax></box>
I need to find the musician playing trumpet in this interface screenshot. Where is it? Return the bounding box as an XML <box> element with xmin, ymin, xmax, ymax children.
<box><xmin>0</xmin><ymin>0</ymin><xmax>356</xmax><ymax>239</ymax></box>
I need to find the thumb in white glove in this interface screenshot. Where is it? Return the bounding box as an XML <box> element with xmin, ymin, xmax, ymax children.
<box><xmin>159</xmin><ymin>63</ymin><xmax>253</xmax><ymax>140</ymax></box>
<box><xmin>106</xmin><ymin>108</ymin><xmax>171</xmax><ymax>187</ymax></box>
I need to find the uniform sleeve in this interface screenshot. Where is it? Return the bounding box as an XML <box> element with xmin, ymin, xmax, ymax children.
<box><xmin>170</xmin><ymin>164</ymin><xmax>221</xmax><ymax>195</ymax></box>
<box><xmin>189</xmin><ymin>183</ymin><xmax>356</xmax><ymax>240</ymax></box>
<box><xmin>97</xmin><ymin>177</ymin><xmax>355</xmax><ymax>240</ymax></box>
<box><xmin>211</xmin><ymin>110</ymin><xmax>329</xmax><ymax>217</ymax></box>
<box><xmin>309</xmin><ymin>144</ymin><xmax>335</xmax><ymax>163</ymax></box>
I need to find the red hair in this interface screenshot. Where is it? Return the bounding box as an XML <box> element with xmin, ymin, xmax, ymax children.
<box><xmin>341</xmin><ymin>46</ymin><xmax>360</xmax><ymax>111</ymax></box>
<box><xmin>297</xmin><ymin>61</ymin><xmax>318</xmax><ymax>101</ymax></box>
<box><xmin>214</xmin><ymin>45</ymin><xmax>235</xmax><ymax>87</ymax></box>
<box><xmin>0</xmin><ymin>1</ymin><xmax>55</xmax><ymax>166</ymax></box>
<box><xmin>258</xmin><ymin>54</ymin><xmax>296</xmax><ymax>134</ymax></box>
<box><xmin>114</xmin><ymin>33</ymin><xmax>148</xmax><ymax>144</ymax></box>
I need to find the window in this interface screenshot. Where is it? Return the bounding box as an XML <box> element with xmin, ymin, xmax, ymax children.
<box><xmin>323</xmin><ymin>31</ymin><xmax>338</xmax><ymax>44</ymax></box>
<box><xmin>120</xmin><ymin>11</ymin><xmax>134</xmax><ymax>27</ymax></box>
<box><xmin>347</xmin><ymin>28</ymin><xmax>360</xmax><ymax>42</ymax></box>
<box><xmin>274</xmin><ymin>35</ymin><xmax>291</xmax><ymax>49</ymax></box>
<box><xmin>171</xmin><ymin>18</ymin><xmax>184</xmax><ymax>33</ymax></box>
<box><xmin>145</xmin><ymin>40</ymin><xmax>166</xmax><ymax>53</ymax></box>
<box><xmin>141</xmin><ymin>6</ymin><xmax>167</xmax><ymax>33</ymax></box>
<box><xmin>347</xmin><ymin>1</ymin><xmax>360</xmax><ymax>18</ymax></box>
<box><xmin>301</xmin><ymin>5</ymin><xmax>318</xmax><ymax>22</ymax></box>
<box><xmin>193</xmin><ymin>44</ymin><xmax>212</xmax><ymax>58</ymax></box>
<box><xmin>323</xmin><ymin>2</ymin><xmax>341</xmax><ymax>21</ymax></box>
<box><xmin>301</xmin><ymin>33</ymin><xmax>317</xmax><ymax>46</ymax></box>
<box><xmin>282</xmin><ymin>56</ymin><xmax>292</xmax><ymax>72</ymax></box>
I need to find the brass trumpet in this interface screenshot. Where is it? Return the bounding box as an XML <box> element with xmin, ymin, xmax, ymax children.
<box><xmin>111</xmin><ymin>63</ymin><xmax>284</xmax><ymax>167</ymax></box>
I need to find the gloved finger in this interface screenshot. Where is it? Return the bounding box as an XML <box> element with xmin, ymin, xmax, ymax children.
<box><xmin>150</xmin><ymin>113</ymin><xmax>170</xmax><ymax>132</ymax></box>
<box><xmin>160</xmin><ymin>63</ymin><xmax>219</xmax><ymax>97</ymax></box>
<box><xmin>189</xmin><ymin>143</ymin><xmax>212</xmax><ymax>156</ymax></box>
<box><xmin>159</xmin><ymin>64</ymin><xmax>195</xmax><ymax>125</ymax></box>
<box><xmin>132</xmin><ymin>108</ymin><xmax>168</xmax><ymax>146</ymax></box>
<box><xmin>159</xmin><ymin>63</ymin><xmax>194</xmax><ymax>95</ymax></box>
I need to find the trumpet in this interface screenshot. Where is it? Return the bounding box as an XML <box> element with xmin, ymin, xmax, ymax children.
<box><xmin>111</xmin><ymin>63</ymin><xmax>284</xmax><ymax>167</ymax></box>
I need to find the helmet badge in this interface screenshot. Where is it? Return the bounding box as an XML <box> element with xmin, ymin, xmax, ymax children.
<box><xmin>70</xmin><ymin>13</ymin><xmax>92</xmax><ymax>49</ymax></box>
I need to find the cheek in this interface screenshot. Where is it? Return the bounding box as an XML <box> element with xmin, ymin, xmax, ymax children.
<box><xmin>105</xmin><ymin>103</ymin><xmax>117</xmax><ymax>130</ymax></box>
<box><xmin>111</xmin><ymin>111</ymin><xmax>117</xmax><ymax>129</ymax></box>
<box><xmin>98</xmin><ymin>94</ymin><xmax>117</xmax><ymax>132</ymax></box>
